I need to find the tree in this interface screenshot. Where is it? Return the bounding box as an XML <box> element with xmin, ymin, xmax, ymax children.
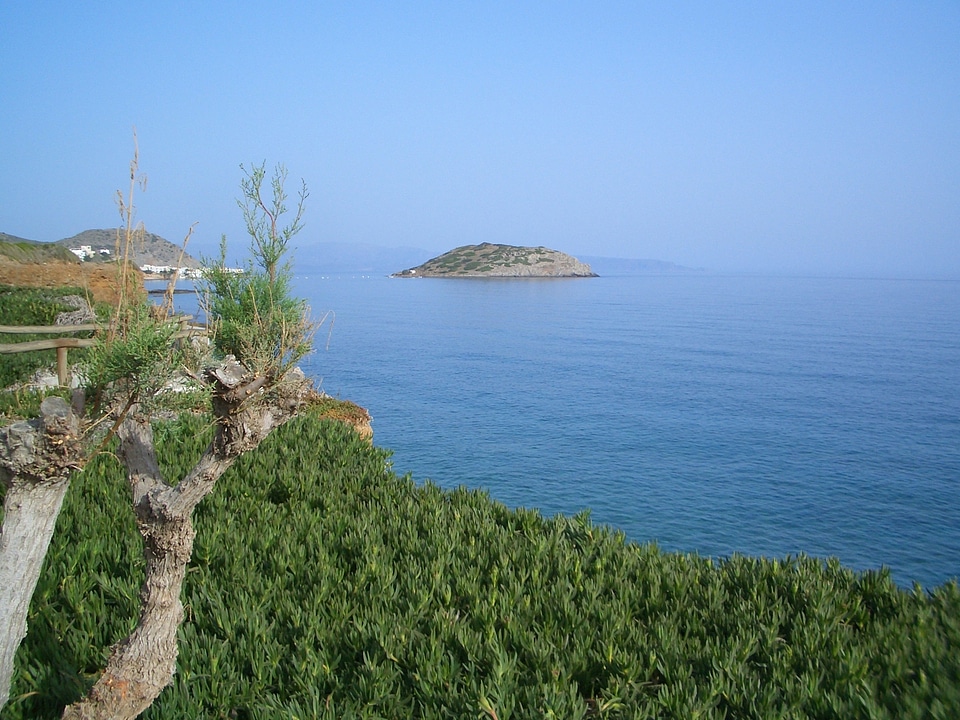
<box><xmin>0</xmin><ymin>397</ymin><xmax>84</xmax><ymax>711</ymax></box>
<box><xmin>60</xmin><ymin>162</ymin><xmax>315</xmax><ymax>720</ymax></box>
<box><xmin>238</xmin><ymin>161</ymin><xmax>307</xmax><ymax>286</ymax></box>
<box><xmin>0</xmin><ymin>137</ymin><xmax>171</xmax><ymax>711</ymax></box>
<box><xmin>0</xmin><ymin>147</ymin><xmax>317</xmax><ymax>719</ymax></box>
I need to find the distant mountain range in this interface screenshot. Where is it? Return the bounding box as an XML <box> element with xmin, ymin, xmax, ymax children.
<box><xmin>289</xmin><ymin>242</ymin><xmax>436</xmax><ymax>275</ymax></box>
<box><xmin>579</xmin><ymin>256</ymin><xmax>702</xmax><ymax>275</ymax></box>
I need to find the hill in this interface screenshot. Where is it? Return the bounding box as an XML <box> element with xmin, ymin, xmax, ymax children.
<box><xmin>0</xmin><ymin>232</ymin><xmax>44</xmax><ymax>247</ymax></box>
<box><xmin>286</xmin><ymin>241</ymin><xmax>696</xmax><ymax>277</ymax></box>
<box><xmin>0</xmin><ymin>233</ymin><xmax>126</xmax><ymax>303</ymax></box>
<box><xmin>56</xmin><ymin>229</ymin><xmax>201</xmax><ymax>269</ymax></box>
<box><xmin>393</xmin><ymin>243</ymin><xmax>596</xmax><ymax>278</ymax></box>
<box><xmin>0</xmin><ymin>233</ymin><xmax>80</xmax><ymax>264</ymax></box>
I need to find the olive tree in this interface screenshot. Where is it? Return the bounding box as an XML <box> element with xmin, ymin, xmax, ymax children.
<box><xmin>60</xmin><ymin>162</ymin><xmax>315</xmax><ymax>720</ymax></box>
<box><xmin>0</xmin><ymin>141</ymin><xmax>178</xmax><ymax>711</ymax></box>
<box><xmin>0</xmin><ymin>150</ymin><xmax>317</xmax><ymax>719</ymax></box>
<box><xmin>0</xmin><ymin>397</ymin><xmax>84</xmax><ymax>710</ymax></box>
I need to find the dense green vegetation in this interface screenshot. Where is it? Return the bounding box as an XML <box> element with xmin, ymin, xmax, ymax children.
<box><xmin>0</xmin><ymin>285</ymin><xmax>95</xmax><ymax>389</ymax></box>
<box><xmin>0</xmin><ymin>285</ymin><xmax>86</xmax><ymax>328</ymax></box>
<box><xmin>5</xmin><ymin>413</ymin><xmax>958</xmax><ymax>718</ymax></box>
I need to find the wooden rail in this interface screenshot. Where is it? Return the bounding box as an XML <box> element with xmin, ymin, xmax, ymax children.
<box><xmin>0</xmin><ymin>324</ymin><xmax>99</xmax><ymax>334</ymax></box>
<box><xmin>0</xmin><ymin>316</ymin><xmax>202</xmax><ymax>387</ymax></box>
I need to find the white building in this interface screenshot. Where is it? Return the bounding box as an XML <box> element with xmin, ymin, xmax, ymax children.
<box><xmin>69</xmin><ymin>245</ymin><xmax>94</xmax><ymax>260</ymax></box>
<box><xmin>69</xmin><ymin>245</ymin><xmax>111</xmax><ymax>260</ymax></box>
<box><xmin>140</xmin><ymin>264</ymin><xmax>176</xmax><ymax>274</ymax></box>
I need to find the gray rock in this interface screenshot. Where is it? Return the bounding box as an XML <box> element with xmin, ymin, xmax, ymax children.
<box><xmin>54</xmin><ymin>296</ymin><xmax>96</xmax><ymax>325</ymax></box>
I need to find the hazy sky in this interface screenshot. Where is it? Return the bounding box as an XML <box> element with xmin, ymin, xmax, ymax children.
<box><xmin>1</xmin><ymin>2</ymin><xmax>958</xmax><ymax>276</ymax></box>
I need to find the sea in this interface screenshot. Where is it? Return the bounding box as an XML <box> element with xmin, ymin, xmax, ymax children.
<box><xmin>164</xmin><ymin>273</ymin><xmax>960</xmax><ymax>589</ymax></box>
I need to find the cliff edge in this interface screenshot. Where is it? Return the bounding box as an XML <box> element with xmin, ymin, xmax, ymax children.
<box><xmin>392</xmin><ymin>243</ymin><xmax>597</xmax><ymax>278</ymax></box>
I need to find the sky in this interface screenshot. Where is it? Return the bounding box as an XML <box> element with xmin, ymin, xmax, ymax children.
<box><xmin>1</xmin><ymin>2</ymin><xmax>958</xmax><ymax>277</ymax></box>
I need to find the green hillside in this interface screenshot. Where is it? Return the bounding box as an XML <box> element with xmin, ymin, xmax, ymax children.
<box><xmin>0</xmin><ymin>234</ymin><xmax>80</xmax><ymax>264</ymax></box>
<box><xmin>0</xmin><ymin>229</ymin><xmax>200</xmax><ymax>268</ymax></box>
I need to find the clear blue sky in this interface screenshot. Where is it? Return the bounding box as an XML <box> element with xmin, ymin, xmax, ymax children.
<box><xmin>2</xmin><ymin>1</ymin><xmax>958</xmax><ymax>276</ymax></box>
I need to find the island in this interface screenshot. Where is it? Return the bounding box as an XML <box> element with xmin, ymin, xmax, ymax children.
<box><xmin>392</xmin><ymin>243</ymin><xmax>597</xmax><ymax>278</ymax></box>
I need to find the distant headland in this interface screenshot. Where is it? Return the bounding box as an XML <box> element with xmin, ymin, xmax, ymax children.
<box><xmin>0</xmin><ymin>229</ymin><xmax>210</xmax><ymax>304</ymax></box>
<box><xmin>0</xmin><ymin>229</ymin><xmax>202</xmax><ymax>275</ymax></box>
<box><xmin>392</xmin><ymin>243</ymin><xmax>597</xmax><ymax>278</ymax></box>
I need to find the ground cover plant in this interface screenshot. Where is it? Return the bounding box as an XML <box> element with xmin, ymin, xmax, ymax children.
<box><xmin>6</xmin><ymin>412</ymin><xmax>959</xmax><ymax>719</ymax></box>
<box><xmin>0</xmin><ymin>285</ymin><xmax>96</xmax><ymax>389</ymax></box>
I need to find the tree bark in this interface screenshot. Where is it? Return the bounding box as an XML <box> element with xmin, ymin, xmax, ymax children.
<box><xmin>0</xmin><ymin>398</ymin><xmax>81</xmax><ymax>711</ymax></box>
<box><xmin>0</xmin><ymin>478</ymin><xmax>71</xmax><ymax>709</ymax></box>
<box><xmin>63</xmin><ymin>361</ymin><xmax>310</xmax><ymax>719</ymax></box>
<box><xmin>62</xmin><ymin>415</ymin><xmax>233</xmax><ymax>720</ymax></box>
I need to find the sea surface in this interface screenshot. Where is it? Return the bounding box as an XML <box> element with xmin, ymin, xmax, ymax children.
<box><xmin>170</xmin><ymin>274</ymin><xmax>960</xmax><ymax>588</ymax></box>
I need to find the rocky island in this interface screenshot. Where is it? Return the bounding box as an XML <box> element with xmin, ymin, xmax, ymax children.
<box><xmin>392</xmin><ymin>243</ymin><xmax>597</xmax><ymax>278</ymax></box>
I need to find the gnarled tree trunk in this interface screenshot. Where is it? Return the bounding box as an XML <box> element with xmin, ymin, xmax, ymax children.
<box><xmin>0</xmin><ymin>398</ymin><xmax>82</xmax><ymax>711</ymax></box>
<box><xmin>63</xmin><ymin>360</ymin><xmax>310</xmax><ymax>720</ymax></box>
<box><xmin>61</xmin><ymin>416</ymin><xmax>230</xmax><ymax>720</ymax></box>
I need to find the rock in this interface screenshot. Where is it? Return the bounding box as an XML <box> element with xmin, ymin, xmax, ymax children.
<box><xmin>55</xmin><ymin>296</ymin><xmax>96</xmax><ymax>325</ymax></box>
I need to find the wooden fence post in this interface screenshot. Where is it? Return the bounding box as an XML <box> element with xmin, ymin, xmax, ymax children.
<box><xmin>1</xmin><ymin>317</ymin><xmax>203</xmax><ymax>389</ymax></box>
<box><xmin>56</xmin><ymin>346</ymin><xmax>69</xmax><ymax>387</ymax></box>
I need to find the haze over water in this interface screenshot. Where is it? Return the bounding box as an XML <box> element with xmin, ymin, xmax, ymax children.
<box><xmin>290</xmin><ymin>273</ymin><xmax>960</xmax><ymax>589</ymax></box>
<box><xmin>4</xmin><ymin>4</ymin><xmax>959</xmax><ymax>282</ymax></box>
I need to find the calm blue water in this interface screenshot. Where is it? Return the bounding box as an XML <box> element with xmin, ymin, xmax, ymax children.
<box><xmin>189</xmin><ymin>274</ymin><xmax>960</xmax><ymax>588</ymax></box>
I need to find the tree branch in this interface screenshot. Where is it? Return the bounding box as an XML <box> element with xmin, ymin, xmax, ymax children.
<box><xmin>116</xmin><ymin>415</ymin><xmax>167</xmax><ymax>508</ymax></box>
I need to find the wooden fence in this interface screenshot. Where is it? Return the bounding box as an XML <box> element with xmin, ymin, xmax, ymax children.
<box><xmin>0</xmin><ymin>316</ymin><xmax>201</xmax><ymax>386</ymax></box>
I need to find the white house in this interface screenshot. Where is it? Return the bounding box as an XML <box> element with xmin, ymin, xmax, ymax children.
<box><xmin>69</xmin><ymin>245</ymin><xmax>94</xmax><ymax>260</ymax></box>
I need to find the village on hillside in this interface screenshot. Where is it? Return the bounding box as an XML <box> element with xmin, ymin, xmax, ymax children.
<box><xmin>65</xmin><ymin>242</ymin><xmax>239</xmax><ymax>279</ymax></box>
